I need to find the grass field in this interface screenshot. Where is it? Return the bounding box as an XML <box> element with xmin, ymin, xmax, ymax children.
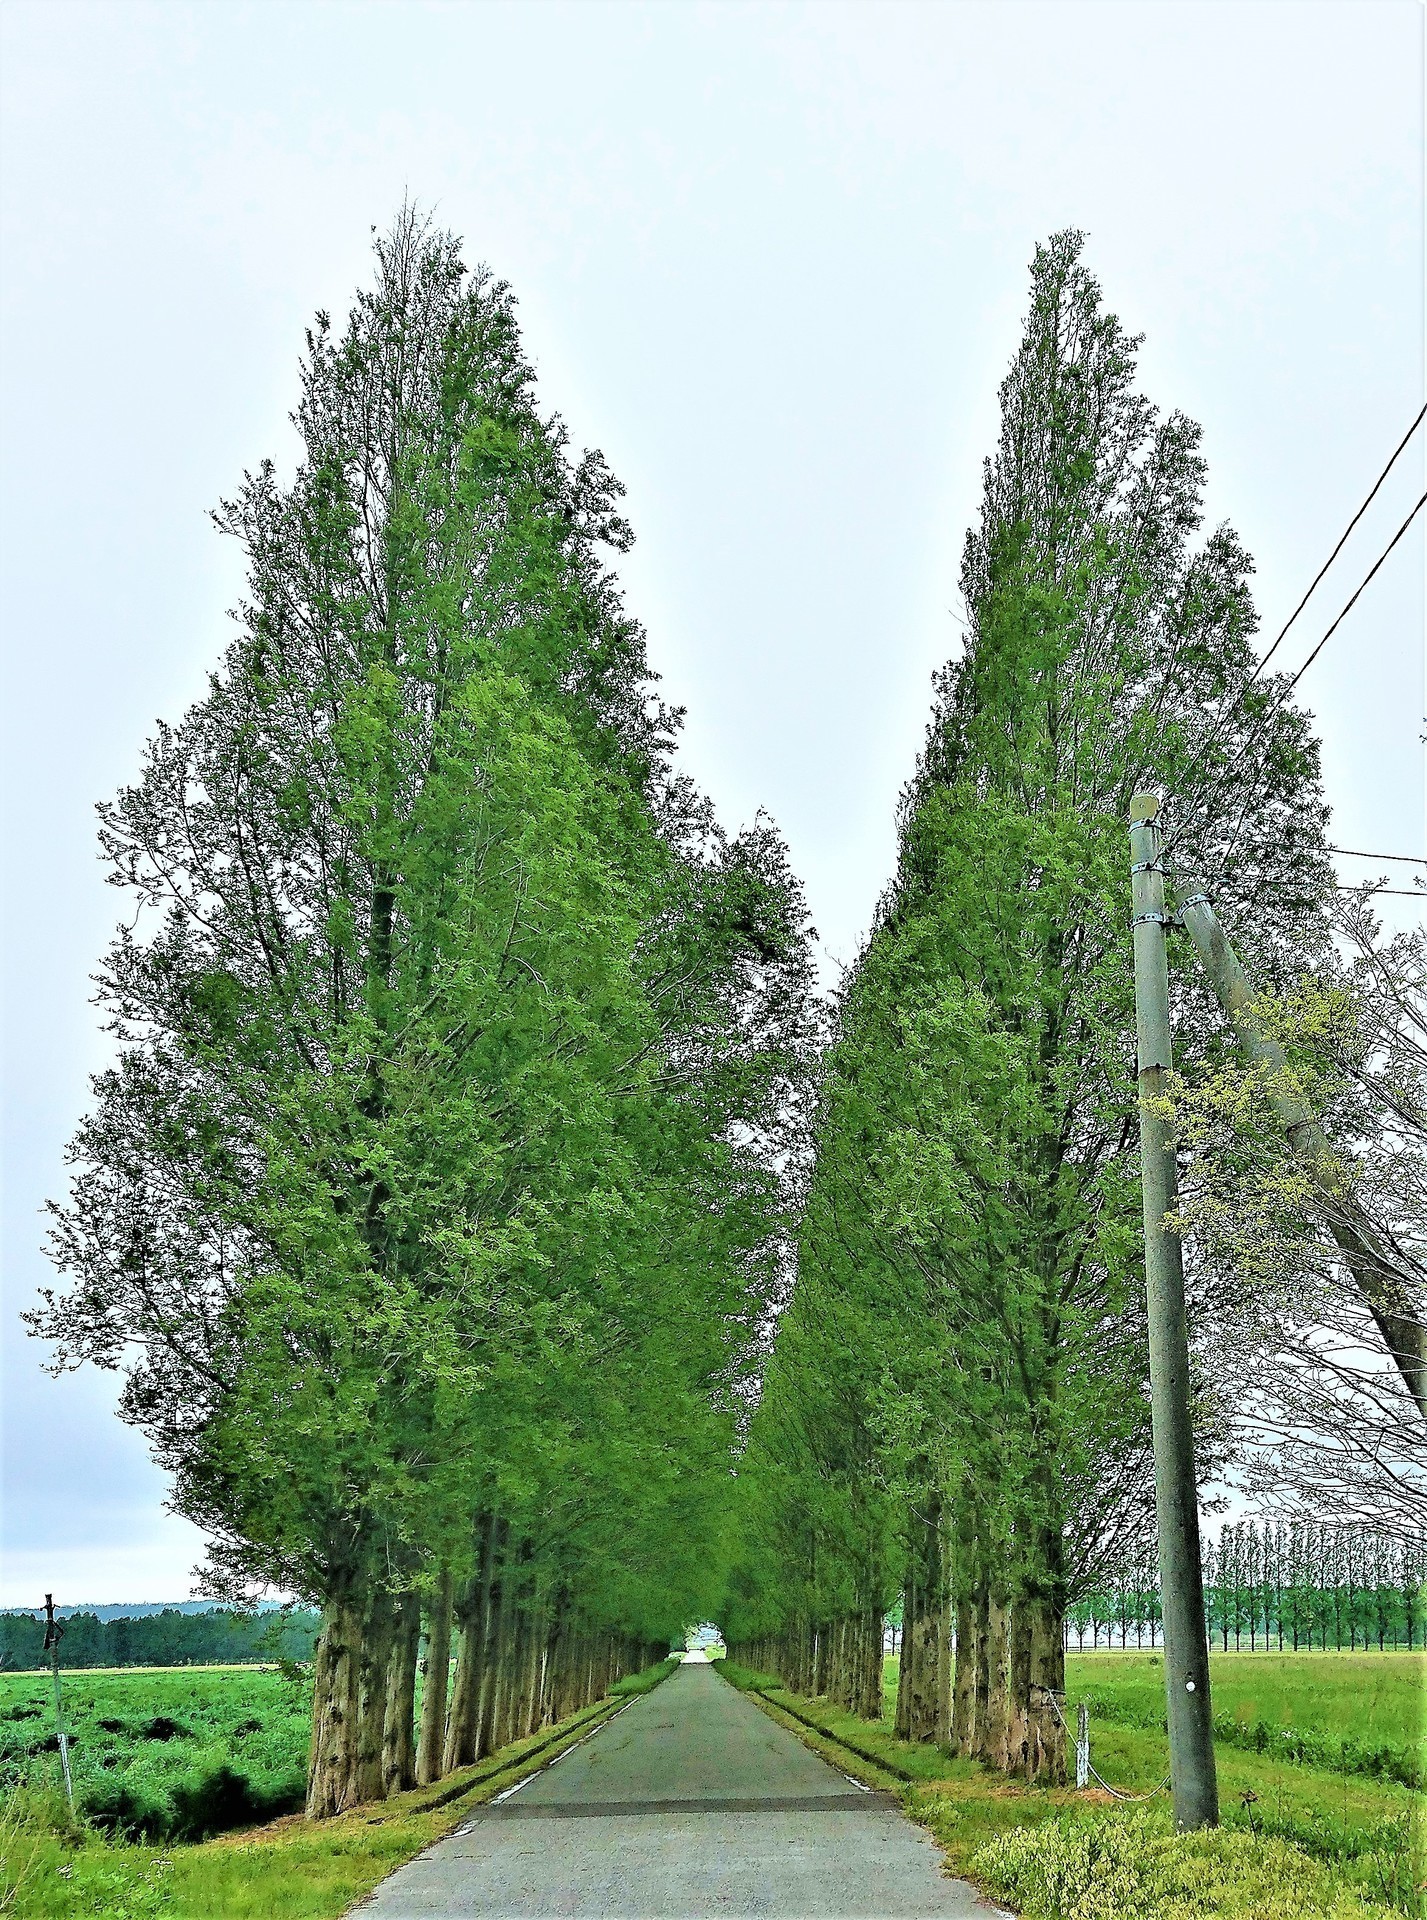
<box><xmin>1066</xmin><ymin>1651</ymin><xmax>1423</xmax><ymax>1788</ymax></box>
<box><xmin>721</xmin><ymin>1650</ymin><xmax>1424</xmax><ymax>1917</ymax></box>
<box><xmin>0</xmin><ymin>1666</ymin><xmax>310</xmax><ymax>1841</ymax></box>
<box><xmin>0</xmin><ymin>1658</ymin><xmax>680</xmax><ymax>1918</ymax></box>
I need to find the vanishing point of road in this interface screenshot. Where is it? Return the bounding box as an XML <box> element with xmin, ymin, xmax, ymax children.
<box><xmin>358</xmin><ymin>1657</ymin><xmax>1001</xmax><ymax>1918</ymax></box>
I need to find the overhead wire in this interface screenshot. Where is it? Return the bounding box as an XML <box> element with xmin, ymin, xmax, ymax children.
<box><xmin>1280</xmin><ymin>491</ymin><xmax>1426</xmax><ymax>693</ymax></box>
<box><xmin>1156</xmin><ymin>407</ymin><xmax>1427</xmax><ymax>874</ymax></box>
<box><xmin>1162</xmin><ymin>487</ymin><xmax>1427</xmax><ymax>881</ymax></box>
<box><xmin>1251</xmin><ymin>403</ymin><xmax>1424</xmax><ymax>685</ymax></box>
<box><xmin>1329</xmin><ymin>847</ymin><xmax>1427</xmax><ymax>867</ymax></box>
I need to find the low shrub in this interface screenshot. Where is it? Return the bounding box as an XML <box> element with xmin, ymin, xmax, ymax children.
<box><xmin>170</xmin><ymin>1761</ymin><xmax>303</xmax><ymax>1839</ymax></box>
<box><xmin>76</xmin><ymin>1776</ymin><xmax>170</xmax><ymax>1843</ymax></box>
<box><xmin>1212</xmin><ymin>1716</ymin><xmax>1420</xmax><ymax>1792</ymax></box>
<box><xmin>78</xmin><ymin>1757</ymin><xmax>304</xmax><ymax>1842</ymax></box>
<box><xmin>972</xmin><ymin>1809</ymin><xmax>1373</xmax><ymax>1920</ymax></box>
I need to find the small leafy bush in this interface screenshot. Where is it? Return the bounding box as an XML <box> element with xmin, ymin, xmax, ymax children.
<box><xmin>168</xmin><ymin>1761</ymin><xmax>304</xmax><ymax>1840</ymax></box>
<box><xmin>972</xmin><ymin>1809</ymin><xmax>1369</xmax><ymax>1920</ymax></box>
<box><xmin>77</xmin><ymin>1778</ymin><xmax>170</xmax><ymax>1844</ymax></box>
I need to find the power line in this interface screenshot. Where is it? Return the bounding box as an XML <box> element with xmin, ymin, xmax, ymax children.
<box><xmin>1329</xmin><ymin>846</ymin><xmax>1427</xmax><ymax>867</ymax></box>
<box><xmin>1161</xmin><ymin>408</ymin><xmax>1427</xmax><ymax>863</ymax></box>
<box><xmin>1254</xmin><ymin>403</ymin><xmax>1425</xmax><ymax>685</ymax></box>
<box><xmin>1283</xmin><ymin>491</ymin><xmax>1426</xmax><ymax>691</ymax></box>
<box><xmin>1333</xmin><ymin>885</ymin><xmax>1424</xmax><ymax>899</ymax></box>
<box><xmin>1165</xmin><ymin>489</ymin><xmax>1427</xmax><ymax>873</ymax></box>
<box><xmin>1251</xmin><ymin>876</ymin><xmax>1425</xmax><ymax>900</ymax></box>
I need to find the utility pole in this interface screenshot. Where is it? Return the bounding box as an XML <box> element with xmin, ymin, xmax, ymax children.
<box><xmin>43</xmin><ymin>1594</ymin><xmax>75</xmax><ymax>1813</ymax></box>
<box><xmin>1129</xmin><ymin>793</ymin><xmax>1219</xmax><ymax>1830</ymax></box>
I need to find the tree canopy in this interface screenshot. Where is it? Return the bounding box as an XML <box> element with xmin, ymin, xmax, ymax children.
<box><xmin>34</xmin><ymin>210</ymin><xmax>814</xmax><ymax>1813</ymax></box>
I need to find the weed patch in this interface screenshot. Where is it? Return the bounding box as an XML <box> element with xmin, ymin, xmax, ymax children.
<box><xmin>972</xmin><ymin>1808</ymin><xmax>1370</xmax><ymax>1920</ymax></box>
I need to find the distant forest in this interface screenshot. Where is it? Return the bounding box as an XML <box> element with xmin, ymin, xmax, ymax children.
<box><xmin>0</xmin><ymin>1607</ymin><xmax>320</xmax><ymax>1670</ymax></box>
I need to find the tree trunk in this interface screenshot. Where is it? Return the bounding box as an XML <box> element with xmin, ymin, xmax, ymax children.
<box><xmin>382</xmin><ymin>1588</ymin><xmax>420</xmax><ymax>1796</ymax></box>
<box><xmin>1023</xmin><ymin>1590</ymin><xmax>1066</xmax><ymax>1784</ymax></box>
<box><xmin>487</xmin><ymin>1542</ymin><xmax>523</xmax><ymax>1750</ymax></box>
<box><xmin>978</xmin><ymin>1587</ymin><xmax>1012</xmax><ymax>1770</ymax></box>
<box><xmin>416</xmin><ymin>1565</ymin><xmax>454</xmax><ymax>1785</ymax></box>
<box><xmin>444</xmin><ymin>1515</ymin><xmax>499</xmax><ymax>1773</ymax></box>
<box><xmin>894</xmin><ymin>1568</ymin><xmax>915</xmax><ymax>1737</ymax></box>
<box><xmin>951</xmin><ymin>1586</ymin><xmax>976</xmax><ymax>1755</ymax></box>
<box><xmin>306</xmin><ymin>1587</ymin><xmax>363</xmax><ymax>1818</ymax></box>
<box><xmin>355</xmin><ymin>1584</ymin><xmax>396</xmax><ymax>1803</ymax></box>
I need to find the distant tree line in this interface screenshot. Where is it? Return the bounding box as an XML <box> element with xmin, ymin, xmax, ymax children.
<box><xmin>1066</xmin><ymin>1523</ymin><xmax>1426</xmax><ymax>1652</ymax></box>
<box><xmin>0</xmin><ymin>1606</ymin><xmax>320</xmax><ymax>1670</ymax></box>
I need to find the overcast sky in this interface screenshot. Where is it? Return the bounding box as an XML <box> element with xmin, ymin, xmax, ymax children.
<box><xmin>2</xmin><ymin>0</ymin><xmax>1422</xmax><ymax>1607</ymax></box>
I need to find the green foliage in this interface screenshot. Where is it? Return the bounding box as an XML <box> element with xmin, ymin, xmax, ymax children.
<box><xmin>32</xmin><ymin>209</ymin><xmax>815</xmax><ymax>1812</ymax></box>
<box><xmin>755</xmin><ymin>1652</ymin><xmax>1419</xmax><ymax>1914</ymax></box>
<box><xmin>971</xmin><ymin>1810</ymin><xmax>1369</xmax><ymax>1920</ymax></box>
<box><xmin>1</xmin><ymin>1665</ymin><xmax>680</xmax><ymax>1917</ymax></box>
<box><xmin>0</xmin><ymin>1671</ymin><xmax>309</xmax><ymax>1843</ymax></box>
<box><xmin>1066</xmin><ymin>1524</ymin><xmax>1427</xmax><ymax>1658</ymax></box>
<box><xmin>723</xmin><ymin>231</ymin><xmax>1332</xmax><ymax>1766</ymax></box>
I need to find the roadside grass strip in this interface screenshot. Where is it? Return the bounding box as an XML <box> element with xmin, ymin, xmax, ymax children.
<box><xmin>972</xmin><ymin>1809</ymin><xmax>1379</xmax><ymax>1920</ymax></box>
<box><xmin>718</xmin><ymin>1658</ymin><xmax>1421</xmax><ymax>1917</ymax></box>
<box><xmin>0</xmin><ymin>1658</ymin><xmax>680</xmax><ymax>1918</ymax></box>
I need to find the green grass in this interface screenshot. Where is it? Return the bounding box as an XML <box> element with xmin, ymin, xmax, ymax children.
<box><xmin>0</xmin><ymin>1667</ymin><xmax>310</xmax><ymax>1842</ymax></box>
<box><xmin>723</xmin><ymin>1653</ymin><xmax>1421</xmax><ymax>1915</ymax></box>
<box><xmin>0</xmin><ymin>1657</ymin><xmax>681</xmax><ymax>1918</ymax></box>
<box><xmin>972</xmin><ymin>1807</ymin><xmax>1378</xmax><ymax>1920</ymax></box>
<box><xmin>1066</xmin><ymin>1651</ymin><xmax>1425</xmax><ymax>1787</ymax></box>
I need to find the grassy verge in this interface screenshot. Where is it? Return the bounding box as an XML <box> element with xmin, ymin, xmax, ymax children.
<box><xmin>719</xmin><ymin>1659</ymin><xmax>1420</xmax><ymax>1917</ymax></box>
<box><xmin>1</xmin><ymin>1656</ymin><xmax>680</xmax><ymax>1919</ymax></box>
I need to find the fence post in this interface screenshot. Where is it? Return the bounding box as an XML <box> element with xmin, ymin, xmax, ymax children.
<box><xmin>1076</xmin><ymin>1702</ymin><xmax>1090</xmax><ymax>1790</ymax></box>
<box><xmin>43</xmin><ymin>1594</ymin><xmax>75</xmax><ymax>1813</ymax></box>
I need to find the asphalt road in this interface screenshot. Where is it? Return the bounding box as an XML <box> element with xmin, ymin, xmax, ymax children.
<box><xmin>357</xmin><ymin>1658</ymin><xmax>1000</xmax><ymax>1918</ymax></box>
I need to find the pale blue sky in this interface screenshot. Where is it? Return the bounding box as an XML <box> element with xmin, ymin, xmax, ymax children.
<box><xmin>2</xmin><ymin>0</ymin><xmax>1422</xmax><ymax>1604</ymax></box>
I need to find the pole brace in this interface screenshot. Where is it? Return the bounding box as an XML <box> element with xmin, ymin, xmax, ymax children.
<box><xmin>1177</xmin><ymin>891</ymin><xmax>1209</xmax><ymax>912</ymax></box>
<box><xmin>1132</xmin><ymin>910</ymin><xmax>1179</xmax><ymax>929</ymax></box>
<box><xmin>1130</xmin><ymin>859</ymin><xmax>1164</xmax><ymax>875</ymax></box>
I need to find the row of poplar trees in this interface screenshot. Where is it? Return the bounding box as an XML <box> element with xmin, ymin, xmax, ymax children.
<box><xmin>34</xmin><ymin>214</ymin><xmax>814</xmax><ymax>1816</ymax></box>
<box><xmin>721</xmin><ymin>234</ymin><xmax>1333</xmax><ymax>1782</ymax></box>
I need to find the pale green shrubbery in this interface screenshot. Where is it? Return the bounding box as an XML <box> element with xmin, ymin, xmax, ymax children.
<box><xmin>972</xmin><ymin>1810</ymin><xmax>1373</xmax><ymax>1920</ymax></box>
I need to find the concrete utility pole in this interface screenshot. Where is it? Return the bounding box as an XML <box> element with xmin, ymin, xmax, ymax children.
<box><xmin>1177</xmin><ymin>889</ymin><xmax>1427</xmax><ymax>1422</ymax></box>
<box><xmin>43</xmin><ymin>1594</ymin><xmax>75</xmax><ymax>1812</ymax></box>
<box><xmin>1129</xmin><ymin>794</ymin><xmax>1219</xmax><ymax>1830</ymax></box>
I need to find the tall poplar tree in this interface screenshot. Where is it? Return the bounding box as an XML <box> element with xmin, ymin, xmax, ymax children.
<box><xmin>724</xmin><ymin>232</ymin><xmax>1330</xmax><ymax>1784</ymax></box>
<box><xmin>34</xmin><ymin>211</ymin><xmax>814</xmax><ymax>1813</ymax></box>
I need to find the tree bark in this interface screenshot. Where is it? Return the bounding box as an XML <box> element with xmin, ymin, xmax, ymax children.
<box><xmin>382</xmin><ymin>1588</ymin><xmax>421</xmax><ymax>1796</ymax></box>
<box><xmin>444</xmin><ymin>1515</ymin><xmax>499</xmax><ymax>1773</ymax></box>
<box><xmin>1024</xmin><ymin>1591</ymin><xmax>1066</xmax><ymax>1783</ymax></box>
<box><xmin>978</xmin><ymin>1587</ymin><xmax>1012</xmax><ymax>1769</ymax></box>
<box><xmin>416</xmin><ymin>1565</ymin><xmax>454</xmax><ymax>1785</ymax></box>
<box><xmin>355</xmin><ymin>1584</ymin><xmax>396</xmax><ymax>1803</ymax></box>
<box><xmin>306</xmin><ymin>1587</ymin><xmax>363</xmax><ymax>1818</ymax></box>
